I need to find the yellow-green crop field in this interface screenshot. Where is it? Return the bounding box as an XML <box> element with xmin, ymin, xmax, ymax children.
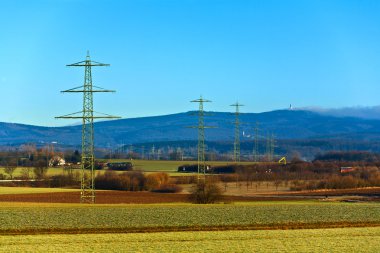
<box><xmin>0</xmin><ymin>167</ymin><xmax>66</xmax><ymax>177</ymax></box>
<box><xmin>0</xmin><ymin>201</ymin><xmax>379</xmax><ymax>234</ymax></box>
<box><xmin>0</xmin><ymin>201</ymin><xmax>379</xmax><ymax>252</ymax></box>
<box><xmin>0</xmin><ymin>227</ymin><xmax>379</xmax><ymax>252</ymax></box>
<box><xmin>0</xmin><ymin>186</ymin><xmax>77</xmax><ymax>194</ymax></box>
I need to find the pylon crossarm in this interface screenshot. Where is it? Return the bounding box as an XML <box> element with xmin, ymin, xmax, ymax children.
<box><xmin>67</xmin><ymin>61</ymin><xmax>110</xmax><ymax>67</ymax></box>
<box><xmin>188</xmin><ymin>112</ymin><xmax>213</xmax><ymax>117</ymax></box>
<box><xmin>191</xmin><ymin>99</ymin><xmax>212</xmax><ymax>103</ymax></box>
<box><xmin>230</xmin><ymin>103</ymin><xmax>244</xmax><ymax>107</ymax></box>
<box><xmin>56</xmin><ymin>110</ymin><xmax>120</xmax><ymax>119</ymax></box>
<box><xmin>93</xmin><ymin>111</ymin><xmax>121</xmax><ymax>118</ymax></box>
<box><xmin>57</xmin><ymin>116</ymin><xmax>120</xmax><ymax>119</ymax></box>
<box><xmin>62</xmin><ymin>85</ymin><xmax>115</xmax><ymax>93</ymax></box>
<box><xmin>186</xmin><ymin>126</ymin><xmax>217</xmax><ymax>129</ymax></box>
<box><xmin>61</xmin><ymin>85</ymin><xmax>83</xmax><ymax>92</ymax></box>
<box><xmin>55</xmin><ymin>111</ymin><xmax>83</xmax><ymax>118</ymax></box>
<box><xmin>93</xmin><ymin>85</ymin><xmax>116</xmax><ymax>91</ymax></box>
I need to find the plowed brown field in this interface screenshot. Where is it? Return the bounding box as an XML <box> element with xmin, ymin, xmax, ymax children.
<box><xmin>278</xmin><ymin>187</ymin><xmax>380</xmax><ymax>196</ymax></box>
<box><xmin>0</xmin><ymin>191</ymin><xmax>307</xmax><ymax>204</ymax></box>
<box><xmin>0</xmin><ymin>187</ymin><xmax>378</xmax><ymax>204</ymax></box>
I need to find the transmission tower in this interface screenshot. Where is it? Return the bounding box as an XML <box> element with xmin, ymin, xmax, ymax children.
<box><xmin>129</xmin><ymin>144</ymin><xmax>134</xmax><ymax>159</ymax></box>
<box><xmin>151</xmin><ymin>145</ymin><xmax>155</xmax><ymax>160</ymax></box>
<box><xmin>253</xmin><ymin>121</ymin><xmax>260</xmax><ymax>162</ymax></box>
<box><xmin>230</xmin><ymin>102</ymin><xmax>244</xmax><ymax>162</ymax></box>
<box><xmin>271</xmin><ymin>133</ymin><xmax>275</xmax><ymax>161</ymax></box>
<box><xmin>266</xmin><ymin>131</ymin><xmax>271</xmax><ymax>161</ymax></box>
<box><xmin>141</xmin><ymin>146</ymin><xmax>145</xmax><ymax>160</ymax></box>
<box><xmin>189</xmin><ymin>96</ymin><xmax>214</xmax><ymax>180</ymax></box>
<box><xmin>56</xmin><ymin>51</ymin><xmax>120</xmax><ymax>203</ymax></box>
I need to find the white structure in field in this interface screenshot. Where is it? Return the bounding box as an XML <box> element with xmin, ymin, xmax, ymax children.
<box><xmin>49</xmin><ymin>156</ymin><xmax>66</xmax><ymax>167</ymax></box>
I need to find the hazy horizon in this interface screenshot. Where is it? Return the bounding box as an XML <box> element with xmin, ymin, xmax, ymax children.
<box><xmin>2</xmin><ymin>104</ymin><xmax>380</xmax><ymax>127</ymax></box>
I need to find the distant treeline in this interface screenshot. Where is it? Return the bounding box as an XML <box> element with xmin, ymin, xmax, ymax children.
<box><xmin>314</xmin><ymin>151</ymin><xmax>380</xmax><ymax>163</ymax></box>
<box><xmin>106</xmin><ymin>138</ymin><xmax>380</xmax><ymax>161</ymax></box>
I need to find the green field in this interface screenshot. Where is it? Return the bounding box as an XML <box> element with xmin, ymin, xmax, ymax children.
<box><xmin>0</xmin><ymin>227</ymin><xmax>379</xmax><ymax>252</ymax></box>
<box><xmin>121</xmin><ymin>159</ymin><xmax>256</xmax><ymax>172</ymax></box>
<box><xmin>0</xmin><ymin>201</ymin><xmax>379</xmax><ymax>234</ymax></box>
<box><xmin>0</xmin><ymin>160</ymin><xmax>254</xmax><ymax>177</ymax></box>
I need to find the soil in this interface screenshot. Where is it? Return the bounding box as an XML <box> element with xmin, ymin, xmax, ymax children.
<box><xmin>0</xmin><ymin>190</ymin><xmax>307</xmax><ymax>204</ymax></box>
<box><xmin>0</xmin><ymin>187</ymin><xmax>378</xmax><ymax>204</ymax></box>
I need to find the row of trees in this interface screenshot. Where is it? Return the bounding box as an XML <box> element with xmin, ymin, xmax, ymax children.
<box><xmin>95</xmin><ymin>171</ymin><xmax>182</xmax><ymax>193</ymax></box>
<box><xmin>0</xmin><ymin>160</ymin><xmax>49</xmax><ymax>180</ymax></box>
<box><xmin>0</xmin><ymin>149</ymin><xmax>81</xmax><ymax>168</ymax></box>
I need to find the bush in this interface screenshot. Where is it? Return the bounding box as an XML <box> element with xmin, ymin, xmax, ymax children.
<box><xmin>189</xmin><ymin>181</ymin><xmax>223</xmax><ymax>204</ymax></box>
<box><xmin>50</xmin><ymin>174</ymin><xmax>79</xmax><ymax>188</ymax></box>
<box><xmin>211</xmin><ymin>165</ymin><xmax>236</xmax><ymax>174</ymax></box>
<box><xmin>107</xmin><ymin>162</ymin><xmax>133</xmax><ymax>171</ymax></box>
<box><xmin>145</xmin><ymin>172</ymin><xmax>169</xmax><ymax>191</ymax></box>
<box><xmin>95</xmin><ymin>171</ymin><xmax>146</xmax><ymax>191</ymax></box>
<box><xmin>177</xmin><ymin>164</ymin><xmax>198</xmax><ymax>173</ymax></box>
<box><xmin>172</xmin><ymin>175</ymin><xmax>197</xmax><ymax>184</ymax></box>
<box><xmin>151</xmin><ymin>184</ymin><xmax>183</xmax><ymax>193</ymax></box>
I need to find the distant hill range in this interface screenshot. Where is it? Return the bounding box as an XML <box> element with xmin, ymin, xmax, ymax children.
<box><xmin>1</xmin><ymin>109</ymin><xmax>380</xmax><ymax>149</ymax></box>
<box><xmin>297</xmin><ymin>105</ymin><xmax>380</xmax><ymax>120</ymax></box>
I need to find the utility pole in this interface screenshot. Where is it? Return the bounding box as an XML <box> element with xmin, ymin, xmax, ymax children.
<box><xmin>230</xmin><ymin>102</ymin><xmax>244</xmax><ymax>162</ymax></box>
<box><xmin>151</xmin><ymin>145</ymin><xmax>155</xmax><ymax>160</ymax></box>
<box><xmin>189</xmin><ymin>96</ymin><xmax>214</xmax><ymax>181</ymax></box>
<box><xmin>266</xmin><ymin>131</ymin><xmax>271</xmax><ymax>161</ymax></box>
<box><xmin>253</xmin><ymin>121</ymin><xmax>259</xmax><ymax>162</ymax></box>
<box><xmin>129</xmin><ymin>144</ymin><xmax>134</xmax><ymax>159</ymax></box>
<box><xmin>56</xmin><ymin>51</ymin><xmax>120</xmax><ymax>203</ymax></box>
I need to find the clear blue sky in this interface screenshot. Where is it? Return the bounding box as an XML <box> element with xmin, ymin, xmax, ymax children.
<box><xmin>0</xmin><ymin>0</ymin><xmax>379</xmax><ymax>126</ymax></box>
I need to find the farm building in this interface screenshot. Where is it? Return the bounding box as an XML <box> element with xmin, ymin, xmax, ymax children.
<box><xmin>49</xmin><ymin>156</ymin><xmax>66</xmax><ymax>167</ymax></box>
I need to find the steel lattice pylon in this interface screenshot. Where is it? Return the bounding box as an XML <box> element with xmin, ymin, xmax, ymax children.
<box><xmin>253</xmin><ymin>121</ymin><xmax>260</xmax><ymax>162</ymax></box>
<box><xmin>189</xmin><ymin>96</ymin><xmax>214</xmax><ymax>180</ymax></box>
<box><xmin>56</xmin><ymin>51</ymin><xmax>120</xmax><ymax>203</ymax></box>
<box><xmin>230</xmin><ymin>102</ymin><xmax>244</xmax><ymax>162</ymax></box>
<box><xmin>271</xmin><ymin>133</ymin><xmax>275</xmax><ymax>161</ymax></box>
<box><xmin>265</xmin><ymin>131</ymin><xmax>275</xmax><ymax>162</ymax></box>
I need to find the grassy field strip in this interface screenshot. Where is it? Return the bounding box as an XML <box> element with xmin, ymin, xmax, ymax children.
<box><xmin>0</xmin><ymin>202</ymin><xmax>379</xmax><ymax>234</ymax></box>
<box><xmin>0</xmin><ymin>167</ymin><xmax>65</xmax><ymax>177</ymax></box>
<box><xmin>0</xmin><ymin>187</ymin><xmax>78</xmax><ymax>195</ymax></box>
<box><xmin>0</xmin><ymin>227</ymin><xmax>379</xmax><ymax>252</ymax></box>
<box><xmin>1</xmin><ymin>160</ymin><xmax>252</xmax><ymax>175</ymax></box>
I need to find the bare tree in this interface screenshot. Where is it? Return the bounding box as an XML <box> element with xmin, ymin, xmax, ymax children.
<box><xmin>20</xmin><ymin>167</ymin><xmax>32</xmax><ymax>180</ymax></box>
<box><xmin>33</xmin><ymin>160</ymin><xmax>48</xmax><ymax>179</ymax></box>
<box><xmin>189</xmin><ymin>181</ymin><xmax>223</xmax><ymax>204</ymax></box>
<box><xmin>4</xmin><ymin>166</ymin><xmax>16</xmax><ymax>180</ymax></box>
